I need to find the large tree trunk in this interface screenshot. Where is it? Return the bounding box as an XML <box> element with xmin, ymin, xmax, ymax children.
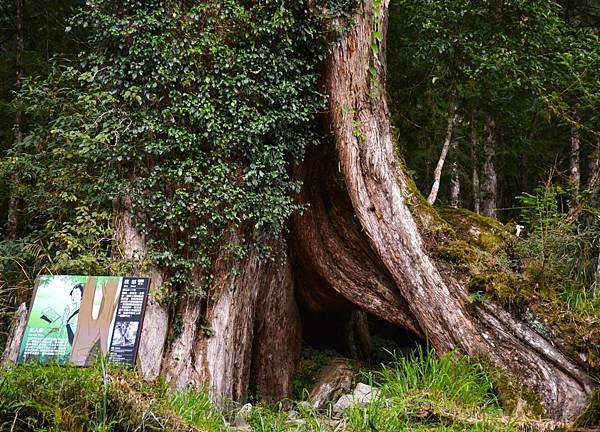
<box><xmin>299</xmin><ymin>0</ymin><xmax>594</xmax><ymax>420</ymax></box>
<box><xmin>480</xmin><ymin>113</ymin><xmax>498</xmax><ymax>218</ymax></box>
<box><xmin>113</xmin><ymin>196</ymin><xmax>301</xmax><ymax>402</ymax></box>
<box><xmin>110</xmin><ymin>0</ymin><xmax>594</xmax><ymax>421</ymax></box>
<box><xmin>160</xmin><ymin>242</ymin><xmax>301</xmax><ymax>404</ymax></box>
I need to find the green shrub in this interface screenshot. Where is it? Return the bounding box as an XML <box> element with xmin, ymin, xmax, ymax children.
<box><xmin>517</xmin><ymin>184</ymin><xmax>600</xmax><ymax>302</ymax></box>
<box><xmin>0</xmin><ymin>361</ymin><xmax>207</xmax><ymax>431</ymax></box>
<box><xmin>0</xmin><ymin>362</ymin><xmax>107</xmax><ymax>431</ymax></box>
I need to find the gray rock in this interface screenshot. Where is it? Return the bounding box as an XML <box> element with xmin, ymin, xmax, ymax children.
<box><xmin>353</xmin><ymin>383</ymin><xmax>380</xmax><ymax>403</ymax></box>
<box><xmin>332</xmin><ymin>383</ymin><xmax>381</xmax><ymax>415</ymax></box>
<box><xmin>309</xmin><ymin>358</ymin><xmax>355</xmax><ymax>409</ymax></box>
<box><xmin>287</xmin><ymin>409</ymin><xmax>300</xmax><ymax>420</ymax></box>
<box><xmin>232</xmin><ymin>403</ymin><xmax>253</xmax><ymax>427</ymax></box>
<box><xmin>332</xmin><ymin>394</ymin><xmax>354</xmax><ymax>414</ymax></box>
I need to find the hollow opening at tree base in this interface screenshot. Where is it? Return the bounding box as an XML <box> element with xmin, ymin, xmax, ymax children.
<box><xmin>298</xmin><ymin>299</ymin><xmax>424</xmax><ymax>366</ymax></box>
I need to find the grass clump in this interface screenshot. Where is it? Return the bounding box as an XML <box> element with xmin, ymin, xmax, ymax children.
<box><xmin>168</xmin><ymin>388</ymin><xmax>228</xmax><ymax>431</ymax></box>
<box><xmin>375</xmin><ymin>347</ymin><xmax>499</xmax><ymax>415</ymax></box>
<box><xmin>344</xmin><ymin>347</ymin><xmax>524</xmax><ymax>432</ymax></box>
<box><xmin>0</xmin><ymin>360</ymin><xmax>210</xmax><ymax>431</ymax></box>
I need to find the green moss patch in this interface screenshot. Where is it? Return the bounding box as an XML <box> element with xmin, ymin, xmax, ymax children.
<box><xmin>0</xmin><ymin>361</ymin><xmax>204</xmax><ymax>431</ymax></box>
<box><xmin>438</xmin><ymin>207</ymin><xmax>513</xmax><ymax>254</ymax></box>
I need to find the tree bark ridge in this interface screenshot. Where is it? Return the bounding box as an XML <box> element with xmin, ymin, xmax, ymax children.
<box><xmin>319</xmin><ymin>0</ymin><xmax>594</xmax><ymax>419</ymax></box>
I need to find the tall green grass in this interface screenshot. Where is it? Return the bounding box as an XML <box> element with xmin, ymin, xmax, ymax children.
<box><xmin>169</xmin><ymin>388</ymin><xmax>228</xmax><ymax>431</ymax></box>
<box><xmin>0</xmin><ymin>348</ymin><xmax>552</xmax><ymax>432</ymax></box>
<box><xmin>344</xmin><ymin>347</ymin><xmax>511</xmax><ymax>432</ymax></box>
<box><xmin>376</xmin><ymin>347</ymin><xmax>498</xmax><ymax>411</ymax></box>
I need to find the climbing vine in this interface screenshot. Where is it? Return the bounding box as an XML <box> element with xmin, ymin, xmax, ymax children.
<box><xmin>2</xmin><ymin>0</ymin><xmax>334</xmax><ymax>295</ymax></box>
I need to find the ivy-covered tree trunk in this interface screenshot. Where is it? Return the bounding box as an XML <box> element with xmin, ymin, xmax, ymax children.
<box><xmin>109</xmin><ymin>0</ymin><xmax>595</xmax><ymax>421</ymax></box>
<box><xmin>113</xmin><ymin>197</ymin><xmax>301</xmax><ymax>402</ymax></box>
<box><xmin>293</xmin><ymin>0</ymin><xmax>593</xmax><ymax>420</ymax></box>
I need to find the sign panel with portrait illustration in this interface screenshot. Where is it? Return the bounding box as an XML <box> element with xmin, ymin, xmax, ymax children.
<box><xmin>17</xmin><ymin>275</ymin><xmax>150</xmax><ymax>366</ymax></box>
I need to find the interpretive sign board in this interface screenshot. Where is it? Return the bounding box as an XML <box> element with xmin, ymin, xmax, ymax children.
<box><xmin>17</xmin><ymin>275</ymin><xmax>150</xmax><ymax>366</ymax></box>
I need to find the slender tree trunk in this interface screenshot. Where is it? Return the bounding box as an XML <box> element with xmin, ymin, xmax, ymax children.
<box><xmin>449</xmin><ymin>141</ymin><xmax>460</xmax><ymax>208</ymax></box>
<box><xmin>588</xmin><ymin>136</ymin><xmax>599</xmax><ymax>202</ymax></box>
<box><xmin>596</xmin><ymin>249</ymin><xmax>600</xmax><ymax>297</ymax></box>
<box><xmin>480</xmin><ymin>113</ymin><xmax>497</xmax><ymax>218</ymax></box>
<box><xmin>589</xmin><ymin>140</ymin><xmax>600</xmax><ymax>294</ymax></box>
<box><xmin>471</xmin><ymin>118</ymin><xmax>480</xmax><ymax>214</ymax></box>
<box><xmin>6</xmin><ymin>0</ymin><xmax>24</xmax><ymax>241</ymax></box>
<box><xmin>427</xmin><ymin>95</ymin><xmax>458</xmax><ymax>205</ymax></box>
<box><xmin>570</xmin><ymin>114</ymin><xmax>581</xmax><ymax>198</ymax></box>
<box><xmin>307</xmin><ymin>0</ymin><xmax>593</xmax><ymax>420</ymax></box>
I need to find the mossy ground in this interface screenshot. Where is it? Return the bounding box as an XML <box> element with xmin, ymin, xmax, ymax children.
<box><xmin>436</xmin><ymin>207</ymin><xmax>600</xmax><ymax>376</ymax></box>
<box><xmin>0</xmin><ymin>349</ymin><xmax>576</xmax><ymax>432</ymax></box>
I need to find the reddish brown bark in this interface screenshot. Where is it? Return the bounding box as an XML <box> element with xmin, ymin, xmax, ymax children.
<box><xmin>159</xmin><ymin>239</ymin><xmax>301</xmax><ymax>403</ymax></box>
<box><xmin>112</xmin><ymin>0</ymin><xmax>595</xmax><ymax>421</ymax></box>
<box><xmin>251</xmin><ymin>255</ymin><xmax>301</xmax><ymax>402</ymax></box>
<box><xmin>303</xmin><ymin>0</ymin><xmax>594</xmax><ymax>420</ymax></box>
<box><xmin>114</xmin><ymin>190</ymin><xmax>302</xmax><ymax>402</ymax></box>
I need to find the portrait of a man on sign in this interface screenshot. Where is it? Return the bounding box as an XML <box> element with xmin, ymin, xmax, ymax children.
<box><xmin>18</xmin><ymin>275</ymin><xmax>150</xmax><ymax>366</ymax></box>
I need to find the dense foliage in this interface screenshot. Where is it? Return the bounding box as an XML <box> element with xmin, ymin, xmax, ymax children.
<box><xmin>1</xmin><ymin>0</ymin><xmax>327</xmax><ymax>296</ymax></box>
<box><xmin>387</xmin><ymin>0</ymin><xmax>599</xmax><ymax>213</ymax></box>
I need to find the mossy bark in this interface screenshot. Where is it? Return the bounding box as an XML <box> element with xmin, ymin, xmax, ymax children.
<box><xmin>293</xmin><ymin>0</ymin><xmax>594</xmax><ymax>420</ymax></box>
<box><xmin>112</xmin><ymin>0</ymin><xmax>595</xmax><ymax>421</ymax></box>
